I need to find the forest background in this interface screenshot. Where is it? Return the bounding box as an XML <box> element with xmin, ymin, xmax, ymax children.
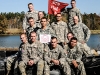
<box><xmin>0</xmin><ymin>11</ymin><xmax>100</xmax><ymax>35</ymax></box>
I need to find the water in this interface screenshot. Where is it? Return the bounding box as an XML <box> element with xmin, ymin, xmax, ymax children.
<box><xmin>87</xmin><ymin>34</ymin><xmax>100</xmax><ymax>50</ymax></box>
<box><xmin>0</xmin><ymin>34</ymin><xmax>100</xmax><ymax>49</ymax></box>
<box><xmin>0</xmin><ymin>35</ymin><xmax>21</xmax><ymax>47</ymax></box>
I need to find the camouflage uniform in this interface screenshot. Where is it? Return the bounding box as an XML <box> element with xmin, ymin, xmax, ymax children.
<box><xmin>36</xmin><ymin>26</ymin><xmax>55</xmax><ymax>41</ymax></box>
<box><xmin>51</xmin><ymin>21</ymin><xmax>68</xmax><ymax>45</ymax></box>
<box><xmin>70</xmin><ymin>23</ymin><xmax>91</xmax><ymax>43</ymax></box>
<box><xmin>70</xmin><ymin>22</ymin><xmax>91</xmax><ymax>56</ymax></box>
<box><xmin>77</xmin><ymin>42</ymin><xmax>93</xmax><ymax>57</ymax></box>
<box><xmin>65</xmin><ymin>7</ymin><xmax>82</xmax><ymax>25</ymax></box>
<box><xmin>23</xmin><ymin>11</ymin><xmax>38</xmax><ymax>30</ymax></box>
<box><xmin>26</xmin><ymin>24</ymin><xmax>39</xmax><ymax>40</ymax></box>
<box><xmin>6</xmin><ymin>42</ymin><xmax>28</xmax><ymax>75</ymax></box>
<box><xmin>44</xmin><ymin>44</ymin><xmax>71</xmax><ymax>75</ymax></box>
<box><xmin>66</xmin><ymin>43</ymin><xmax>86</xmax><ymax>75</ymax></box>
<box><xmin>18</xmin><ymin>41</ymin><xmax>44</xmax><ymax>75</ymax></box>
<box><xmin>35</xmin><ymin>20</ymin><xmax>50</xmax><ymax>28</ymax></box>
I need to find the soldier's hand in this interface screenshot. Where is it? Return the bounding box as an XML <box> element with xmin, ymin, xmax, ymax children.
<box><xmin>51</xmin><ymin>59</ymin><xmax>57</xmax><ymax>65</ymax></box>
<box><xmin>28</xmin><ymin>60</ymin><xmax>34</xmax><ymax>66</ymax></box>
<box><xmin>52</xmin><ymin>60</ymin><xmax>59</xmax><ymax>65</ymax></box>
<box><xmin>72</xmin><ymin>60</ymin><xmax>78</xmax><ymax>68</ymax></box>
<box><xmin>29</xmin><ymin>60</ymin><xmax>34</xmax><ymax>66</ymax></box>
<box><xmin>81</xmin><ymin>41</ymin><xmax>85</xmax><ymax>44</ymax></box>
<box><xmin>23</xmin><ymin>29</ymin><xmax>26</xmax><ymax>33</ymax></box>
<box><xmin>55</xmin><ymin>60</ymin><xmax>60</xmax><ymax>65</ymax></box>
<box><xmin>27</xmin><ymin>61</ymin><xmax>31</xmax><ymax>66</ymax></box>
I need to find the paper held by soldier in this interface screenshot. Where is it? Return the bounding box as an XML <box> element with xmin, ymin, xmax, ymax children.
<box><xmin>40</xmin><ymin>34</ymin><xmax>51</xmax><ymax>43</ymax></box>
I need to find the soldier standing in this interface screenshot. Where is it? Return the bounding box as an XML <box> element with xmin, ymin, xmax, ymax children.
<box><xmin>71</xmin><ymin>16</ymin><xmax>91</xmax><ymax>43</ymax></box>
<box><xmin>23</xmin><ymin>3</ymin><xmax>38</xmax><ymax>33</ymax></box>
<box><xmin>26</xmin><ymin>17</ymin><xmax>39</xmax><ymax>41</ymax></box>
<box><xmin>18</xmin><ymin>32</ymin><xmax>44</xmax><ymax>75</ymax></box>
<box><xmin>51</xmin><ymin>13</ymin><xmax>68</xmax><ymax>47</ymax></box>
<box><xmin>6</xmin><ymin>33</ymin><xmax>28</xmax><ymax>75</ymax></box>
<box><xmin>35</xmin><ymin>11</ymin><xmax>50</xmax><ymax>28</ymax></box>
<box><xmin>66</xmin><ymin>37</ymin><xmax>86</xmax><ymax>75</ymax></box>
<box><xmin>44</xmin><ymin>37</ymin><xmax>71</xmax><ymax>75</ymax></box>
<box><xmin>36</xmin><ymin>17</ymin><xmax>55</xmax><ymax>41</ymax></box>
<box><xmin>64</xmin><ymin>0</ymin><xmax>82</xmax><ymax>27</ymax></box>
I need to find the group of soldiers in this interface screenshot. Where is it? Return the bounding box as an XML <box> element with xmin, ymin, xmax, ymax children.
<box><xmin>6</xmin><ymin>0</ymin><xmax>98</xmax><ymax>75</ymax></box>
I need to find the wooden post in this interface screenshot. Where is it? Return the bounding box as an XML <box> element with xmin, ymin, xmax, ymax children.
<box><xmin>47</xmin><ymin>14</ymin><xmax>51</xmax><ymax>23</ymax></box>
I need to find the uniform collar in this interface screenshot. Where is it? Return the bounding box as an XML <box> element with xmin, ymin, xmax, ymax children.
<box><xmin>50</xmin><ymin>44</ymin><xmax>59</xmax><ymax>52</ymax></box>
<box><xmin>41</xmin><ymin>26</ymin><xmax>49</xmax><ymax>30</ymax></box>
<box><xmin>29</xmin><ymin>24</ymin><xmax>36</xmax><ymax>28</ymax></box>
<box><xmin>55</xmin><ymin>20</ymin><xmax>63</xmax><ymax>24</ymax></box>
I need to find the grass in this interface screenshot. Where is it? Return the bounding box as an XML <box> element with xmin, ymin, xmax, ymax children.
<box><xmin>91</xmin><ymin>30</ymin><xmax>100</xmax><ymax>34</ymax></box>
<box><xmin>4</xmin><ymin>28</ymin><xmax>23</xmax><ymax>35</ymax></box>
<box><xmin>0</xmin><ymin>29</ymin><xmax>100</xmax><ymax>35</ymax></box>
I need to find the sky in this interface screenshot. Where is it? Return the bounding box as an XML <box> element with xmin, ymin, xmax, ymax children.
<box><xmin>0</xmin><ymin>0</ymin><xmax>100</xmax><ymax>14</ymax></box>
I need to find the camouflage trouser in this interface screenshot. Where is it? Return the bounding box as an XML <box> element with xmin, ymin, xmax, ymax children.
<box><xmin>77</xmin><ymin>61</ymin><xmax>86</xmax><ymax>75</ymax></box>
<box><xmin>82</xmin><ymin>43</ymin><xmax>92</xmax><ymax>56</ymax></box>
<box><xmin>44</xmin><ymin>61</ymin><xmax>71</xmax><ymax>75</ymax></box>
<box><xmin>71</xmin><ymin>61</ymin><xmax>86</xmax><ymax>75</ymax></box>
<box><xmin>37</xmin><ymin>60</ymin><xmax>44</xmax><ymax>75</ymax></box>
<box><xmin>6</xmin><ymin>56</ymin><xmax>18</xmax><ymax>75</ymax></box>
<box><xmin>18</xmin><ymin>59</ymin><xmax>44</xmax><ymax>75</ymax></box>
<box><xmin>68</xmin><ymin>22</ymin><xmax>74</xmax><ymax>32</ymax></box>
<box><xmin>6</xmin><ymin>56</ymin><xmax>17</xmax><ymax>71</ymax></box>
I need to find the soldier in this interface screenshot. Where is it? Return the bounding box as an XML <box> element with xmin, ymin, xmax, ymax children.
<box><xmin>44</xmin><ymin>37</ymin><xmax>71</xmax><ymax>75</ymax></box>
<box><xmin>69</xmin><ymin>16</ymin><xmax>92</xmax><ymax>57</ymax></box>
<box><xmin>6</xmin><ymin>33</ymin><xmax>28</xmax><ymax>75</ymax></box>
<box><xmin>64</xmin><ymin>0</ymin><xmax>82</xmax><ymax>26</ymax></box>
<box><xmin>65</xmin><ymin>32</ymin><xmax>98</xmax><ymax>57</ymax></box>
<box><xmin>67</xmin><ymin>32</ymin><xmax>74</xmax><ymax>42</ymax></box>
<box><xmin>66</xmin><ymin>37</ymin><xmax>86</xmax><ymax>75</ymax></box>
<box><xmin>71</xmin><ymin>16</ymin><xmax>91</xmax><ymax>43</ymax></box>
<box><xmin>51</xmin><ymin>13</ymin><xmax>68</xmax><ymax>47</ymax></box>
<box><xmin>35</xmin><ymin>11</ymin><xmax>50</xmax><ymax>28</ymax></box>
<box><xmin>23</xmin><ymin>3</ymin><xmax>38</xmax><ymax>33</ymax></box>
<box><xmin>36</xmin><ymin>17</ymin><xmax>55</xmax><ymax>42</ymax></box>
<box><xmin>18</xmin><ymin>31</ymin><xmax>44</xmax><ymax>75</ymax></box>
<box><xmin>26</xmin><ymin>17</ymin><xmax>39</xmax><ymax>41</ymax></box>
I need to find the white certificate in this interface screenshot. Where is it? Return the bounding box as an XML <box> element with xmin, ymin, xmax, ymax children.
<box><xmin>40</xmin><ymin>34</ymin><xmax>51</xmax><ymax>43</ymax></box>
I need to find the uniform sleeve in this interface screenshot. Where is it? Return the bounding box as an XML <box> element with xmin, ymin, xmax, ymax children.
<box><xmin>33</xmin><ymin>43</ymin><xmax>44</xmax><ymax>64</ymax></box>
<box><xmin>36</xmin><ymin>29</ymin><xmax>40</xmax><ymax>41</ymax></box>
<box><xmin>50</xmin><ymin>22</ymin><xmax>54</xmax><ymax>29</ymax></box>
<box><xmin>65</xmin><ymin>46</ymin><xmax>73</xmax><ymax>64</ymax></box>
<box><xmin>64</xmin><ymin>23</ymin><xmax>68</xmax><ymax>43</ymax></box>
<box><xmin>82</xmin><ymin>23</ymin><xmax>91</xmax><ymax>42</ymax></box>
<box><xmin>66</xmin><ymin>56</ymin><xmax>73</xmax><ymax>64</ymax></box>
<box><xmin>59</xmin><ymin>48</ymin><xmax>66</xmax><ymax>65</ymax></box>
<box><xmin>44</xmin><ymin>46</ymin><xmax>52</xmax><ymax>64</ymax></box>
<box><xmin>76</xmin><ymin>9</ymin><xmax>82</xmax><ymax>23</ymax></box>
<box><xmin>75</xmin><ymin>45</ymin><xmax>83</xmax><ymax>62</ymax></box>
<box><xmin>47</xmin><ymin>22</ymin><xmax>50</xmax><ymax>27</ymax></box>
<box><xmin>50</xmin><ymin>27</ymin><xmax>55</xmax><ymax>37</ymax></box>
<box><xmin>21</xmin><ymin>44</ymin><xmax>29</xmax><ymax>64</ymax></box>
